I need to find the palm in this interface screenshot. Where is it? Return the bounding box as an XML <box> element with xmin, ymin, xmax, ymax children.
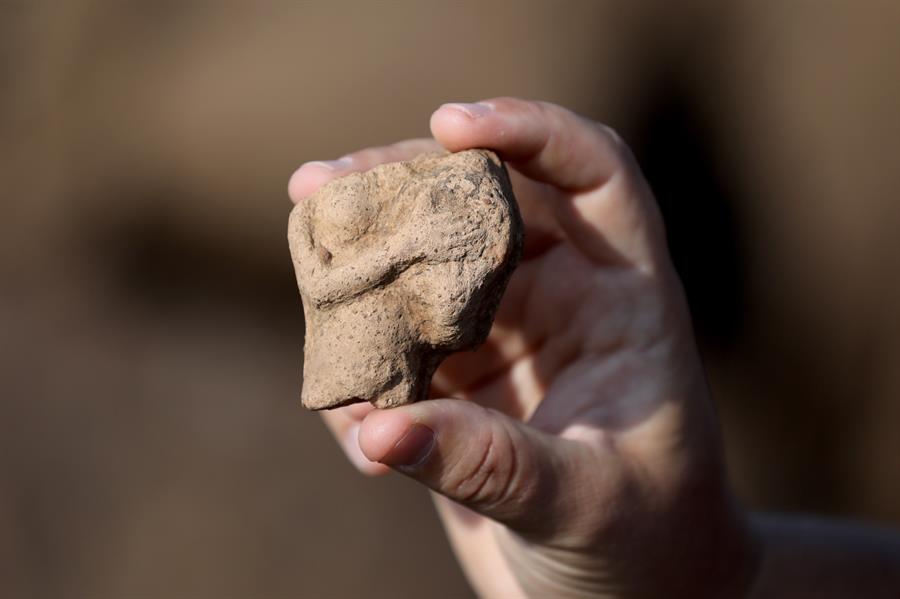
<box><xmin>433</xmin><ymin>171</ymin><xmax>682</xmax><ymax>433</ymax></box>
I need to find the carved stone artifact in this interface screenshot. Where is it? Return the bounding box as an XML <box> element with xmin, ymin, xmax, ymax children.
<box><xmin>288</xmin><ymin>149</ymin><xmax>523</xmax><ymax>410</ymax></box>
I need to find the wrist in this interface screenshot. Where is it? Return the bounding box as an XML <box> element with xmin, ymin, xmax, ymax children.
<box><xmin>645</xmin><ymin>434</ymin><xmax>761</xmax><ymax>598</ymax></box>
<box><xmin>497</xmin><ymin>441</ymin><xmax>760</xmax><ymax>599</ymax></box>
<box><xmin>611</xmin><ymin>384</ymin><xmax>761</xmax><ymax>597</ymax></box>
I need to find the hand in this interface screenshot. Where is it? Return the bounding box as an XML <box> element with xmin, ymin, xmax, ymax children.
<box><xmin>288</xmin><ymin>98</ymin><xmax>758</xmax><ymax>598</ymax></box>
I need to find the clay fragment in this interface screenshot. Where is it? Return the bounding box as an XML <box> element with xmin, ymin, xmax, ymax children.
<box><xmin>288</xmin><ymin>149</ymin><xmax>523</xmax><ymax>410</ymax></box>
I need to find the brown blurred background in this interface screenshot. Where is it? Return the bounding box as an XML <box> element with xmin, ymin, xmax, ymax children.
<box><xmin>2</xmin><ymin>1</ymin><xmax>900</xmax><ymax>597</ymax></box>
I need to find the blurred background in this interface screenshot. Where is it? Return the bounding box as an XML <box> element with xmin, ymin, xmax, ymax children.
<box><xmin>3</xmin><ymin>1</ymin><xmax>900</xmax><ymax>597</ymax></box>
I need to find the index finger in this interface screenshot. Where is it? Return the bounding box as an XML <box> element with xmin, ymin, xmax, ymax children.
<box><xmin>287</xmin><ymin>138</ymin><xmax>441</xmax><ymax>203</ymax></box>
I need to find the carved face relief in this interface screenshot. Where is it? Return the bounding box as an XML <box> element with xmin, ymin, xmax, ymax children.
<box><xmin>288</xmin><ymin>150</ymin><xmax>523</xmax><ymax>410</ymax></box>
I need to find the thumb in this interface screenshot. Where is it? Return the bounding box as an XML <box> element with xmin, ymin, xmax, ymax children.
<box><xmin>358</xmin><ymin>399</ymin><xmax>590</xmax><ymax>540</ymax></box>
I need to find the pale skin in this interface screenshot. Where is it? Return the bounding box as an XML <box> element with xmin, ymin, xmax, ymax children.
<box><xmin>288</xmin><ymin>98</ymin><xmax>900</xmax><ymax>598</ymax></box>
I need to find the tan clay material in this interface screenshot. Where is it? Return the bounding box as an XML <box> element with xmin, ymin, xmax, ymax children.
<box><xmin>288</xmin><ymin>150</ymin><xmax>523</xmax><ymax>410</ymax></box>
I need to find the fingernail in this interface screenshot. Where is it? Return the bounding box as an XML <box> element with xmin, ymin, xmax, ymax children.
<box><xmin>344</xmin><ymin>423</ymin><xmax>376</xmax><ymax>471</ymax></box>
<box><xmin>304</xmin><ymin>156</ymin><xmax>353</xmax><ymax>171</ymax></box>
<box><xmin>380</xmin><ymin>423</ymin><xmax>435</xmax><ymax>468</ymax></box>
<box><xmin>442</xmin><ymin>102</ymin><xmax>494</xmax><ymax>119</ymax></box>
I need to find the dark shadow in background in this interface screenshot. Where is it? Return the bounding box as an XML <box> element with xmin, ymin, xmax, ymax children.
<box><xmin>625</xmin><ymin>73</ymin><xmax>850</xmax><ymax>515</ymax></box>
<box><xmin>628</xmin><ymin>72</ymin><xmax>746</xmax><ymax>352</ymax></box>
<box><xmin>83</xmin><ymin>184</ymin><xmax>302</xmax><ymax>326</ymax></box>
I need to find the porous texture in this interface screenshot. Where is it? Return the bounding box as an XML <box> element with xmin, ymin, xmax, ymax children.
<box><xmin>288</xmin><ymin>150</ymin><xmax>523</xmax><ymax>410</ymax></box>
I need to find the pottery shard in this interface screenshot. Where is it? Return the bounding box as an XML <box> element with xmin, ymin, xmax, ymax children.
<box><xmin>288</xmin><ymin>149</ymin><xmax>523</xmax><ymax>410</ymax></box>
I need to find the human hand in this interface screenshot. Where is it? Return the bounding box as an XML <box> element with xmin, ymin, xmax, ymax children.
<box><xmin>288</xmin><ymin>98</ymin><xmax>758</xmax><ymax>598</ymax></box>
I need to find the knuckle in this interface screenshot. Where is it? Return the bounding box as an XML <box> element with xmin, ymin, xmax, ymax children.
<box><xmin>448</xmin><ymin>429</ymin><xmax>496</xmax><ymax>504</ymax></box>
<box><xmin>448</xmin><ymin>421</ymin><xmax>533</xmax><ymax>513</ymax></box>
